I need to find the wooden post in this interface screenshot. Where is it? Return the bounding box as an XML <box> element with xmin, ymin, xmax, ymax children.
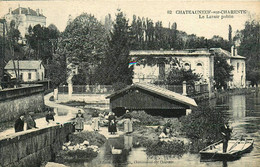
<box><xmin>54</xmin><ymin>88</ymin><xmax>58</xmax><ymax>101</ymax></box>
<box><xmin>182</xmin><ymin>81</ymin><xmax>187</xmax><ymax>96</ymax></box>
<box><xmin>186</xmin><ymin>109</ymin><xmax>192</xmax><ymax>115</ymax></box>
<box><xmin>68</xmin><ymin>83</ymin><xmax>73</xmax><ymax>98</ymax></box>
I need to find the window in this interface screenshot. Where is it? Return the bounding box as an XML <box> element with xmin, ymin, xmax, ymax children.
<box><xmin>158</xmin><ymin>63</ymin><xmax>165</xmax><ymax>80</ymax></box>
<box><xmin>20</xmin><ymin>73</ymin><xmax>23</xmax><ymax>81</ymax></box>
<box><xmin>196</xmin><ymin>63</ymin><xmax>203</xmax><ymax>74</ymax></box>
<box><xmin>197</xmin><ymin>63</ymin><xmax>202</xmax><ymax>66</ymax></box>
<box><xmin>237</xmin><ymin>63</ymin><xmax>239</xmax><ymax>73</ymax></box>
<box><xmin>28</xmin><ymin>73</ymin><xmax>32</xmax><ymax>80</ymax></box>
<box><xmin>184</xmin><ymin>63</ymin><xmax>190</xmax><ymax>70</ymax></box>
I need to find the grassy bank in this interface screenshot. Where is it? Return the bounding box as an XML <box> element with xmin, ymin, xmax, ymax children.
<box><xmin>117</xmin><ymin>107</ymin><xmax>228</xmax><ymax>155</ymax></box>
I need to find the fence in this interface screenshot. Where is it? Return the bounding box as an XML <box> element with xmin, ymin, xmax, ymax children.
<box><xmin>58</xmin><ymin>84</ymin><xmax>208</xmax><ymax>95</ymax></box>
<box><xmin>58</xmin><ymin>85</ymin><xmax>114</xmax><ymax>94</ymax></box>
<box><xmin>194</xmin><ymin>84</ymin><xmax>209</xmax><ymax>94</ymax></box>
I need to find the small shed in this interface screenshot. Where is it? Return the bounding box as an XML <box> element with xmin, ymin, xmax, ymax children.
<box><xmin>106</xmin><ymin>83</ymin><xmax>197</xmax><ymax>117</ymax></box>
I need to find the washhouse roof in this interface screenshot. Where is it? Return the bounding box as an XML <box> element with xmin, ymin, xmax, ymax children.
<box><xmin>107</xmin><ymin>83</ymin><xmax>198</xmax><ymax>107</ymax></box>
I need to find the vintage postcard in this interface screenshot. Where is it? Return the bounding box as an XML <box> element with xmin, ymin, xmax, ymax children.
<box><xmin>0</xmin><ymin>0</ymin><xmax>259</xmax><ymax>167</ymax></box>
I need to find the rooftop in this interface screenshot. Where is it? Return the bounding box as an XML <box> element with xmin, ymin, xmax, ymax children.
<box><xmin>107</xmin><ymin>83</ymin><xmax>197</xmax><ymax>107</ymax></box>
<box><xmin>130</xmin><ymin>49</ymin><xmax>212</xmax><ymax>56</ymax></box>
<box><xmin>130</xmin><ymin>48</ymin><xmax>245</xmax><ymax>59</ymax></box>
<box><xmin>9</xmin><ymin>7</ymin><xmax>45</xmax><ymax>17</ymax></box>
<box><xmin>210</xmin><ymin>48</ymin><xmax>246</xmax><ymax>59</ymax></box>
<box><xmin>5</xmin><ymin>60</ymin><xmax>43</xmax><ymax>70</ymax></box>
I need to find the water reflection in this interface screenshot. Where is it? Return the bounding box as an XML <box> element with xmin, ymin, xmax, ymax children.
<box><xmin>61</xmin><ymin>92</ymin><xmax>260</xmax><ymax>167</ymax></box>
<box><xmin>54</xmin><ymin>107</ymin><xmax>69</xmax><ymax>116</ymax></box>
<box><xmin>230</xmin><ymin>95</ymin><xmax>246</xmax><ymax>119</ymax></box>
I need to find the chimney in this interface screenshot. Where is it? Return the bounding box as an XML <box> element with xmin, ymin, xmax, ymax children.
<box><xmin>234</xmin><ymin>46</ymin><xmax>237</xmax><ymax>56</ymax></box>
<box><xmin>231</xmin><ymin>46</ymin><xmax>234</xmax><ymax>56</ymax></box>
<box><xmin>18</xmin><ymin>5</ymin><xmax>21</xmax><ymax>14</ymax></box>
<box><xmin>9</xmin><ymin>8</ymin><xmax>12</xmax><ymax>14</ymax></box>
<box><xmin>27</xmin><ymin>7</ymin><xmax>30</xmax><ymax>14</ymax></box>
<box><xmin>36</xmin><ymin>9</ymin><xmax>39</xmax><ymax>15</ymax></box>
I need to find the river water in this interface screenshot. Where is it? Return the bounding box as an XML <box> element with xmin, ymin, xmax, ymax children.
<box><xmin>62</xmin><ymin>92</ymin><xmax>260</xmax><ymax>167</ymax></box>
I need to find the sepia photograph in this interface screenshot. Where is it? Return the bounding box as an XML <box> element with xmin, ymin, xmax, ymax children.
<box><xmin>0</xmin><ymin>0</ymin><xmax>259</xmax><ymax>166</ymax></box>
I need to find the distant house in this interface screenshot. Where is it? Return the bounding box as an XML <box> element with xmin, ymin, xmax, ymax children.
<box><xmin>106</xmin><ymin>83</ymin><xmax>197</xmax><ymax>117</ymax></box>
<box><xmin>3</xmin><ymin>6</ymin><xmax>46</xmax><ymax>40</ymax></box>
<box><xmin>5</xmin><ymin>60</ymin><xmax>45</xmax><ymax>82</ymax></box>
<box><xmin>130</xmin><ymin>47</ymin><xmax>246</xmax><ymax>89</ymax></box>
<box><xmin>210</xmin><ymin>47</ymin><xmax>246</xmax><ymax>88</ymax></box>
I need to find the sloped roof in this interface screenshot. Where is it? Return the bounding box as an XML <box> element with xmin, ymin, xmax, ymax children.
<box><xmin>106</xmin><ymin>83</ymin><xmax>197</xmax><ymax>107</ymax></box>
<box><xmin>210</xmin><ymin>48</ymin><xmax>245</xmax><ymax>59</ymax></box>
<box><xmin>130</xmin><ymin>48</ymin><xmax>245</xmax><ymax>59</ymax></box>
<box><xmin>130</xmin><ymin>49</ymin><xmax>211</xmax><ymax>56</ymax></box>
<box><xmin>11</xmin><ymin>7</ymin><xmax>45</xmax><ymax>17</ymax></box>
<box><xmin>5</xmin><ymin>60</ymin><xmax>43</xmax><ymax>70</ymax></box>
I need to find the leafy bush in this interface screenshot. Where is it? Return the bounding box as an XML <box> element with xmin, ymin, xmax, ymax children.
<box><xmin>112</xmin><ymin>82</ymin><xmax>128</xmax><ymax>91</ymax></box>
<box><xmin>130</xmin><ymin>111</ymin><xmax>162</xmax><ymax>126</ymax></box>
<box><xmin>179</xmin><ymin>105</ymin><xmax>227</xmax><ymax>142</ymax></box>
<box><xmin>68</xmin><ymin>131</ymin><xmax>107</xmax><ymax>147</ymax></box>
<box><xmin>145</xmin><ymin>140</ymin><xmax>187</xmax><ymax>156</ymax></box>
<box><xmin>56</xmin><ymin>149</ymin><xmax>98</xmax><ymax>162</ymax></box>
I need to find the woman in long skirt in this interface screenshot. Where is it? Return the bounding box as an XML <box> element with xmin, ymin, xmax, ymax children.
<box><xmin>108</xmin><ymin>112</ymin><xmax>117</xmax><ymax>134</ymax></box>
<box><xmin>75</xmin><ymin>110</ymin><xmax>84</xmax><ymax>132</ymax></box>
<box><xmin>92</xmin><ymin>110</ymin><xmax>100</xmax><ymax>131</ymax></box>
<box><xmin>122</xmin><ymin>110</ymin><xmax>133</xmax><ymax>134</ymax></box>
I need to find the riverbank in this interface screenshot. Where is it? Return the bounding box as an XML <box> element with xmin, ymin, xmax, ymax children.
<box><xmin>193</xmin><ymin>87</ymin><xmax>258</xmax><ymax>103</ymax></box>
<box><xmin>48</xmin><ymin>91</ymin><xmax>260</xmax><ymax>167</ymax></box>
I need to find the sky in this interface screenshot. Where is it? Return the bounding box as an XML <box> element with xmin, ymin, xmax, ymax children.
<box><xmin>0</xmin><ymin>0</ymin><xmax>259</xmax><ymax>40</ymax></box>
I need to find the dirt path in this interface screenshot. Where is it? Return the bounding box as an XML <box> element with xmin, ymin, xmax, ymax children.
<box><xmin>0</xmin><ymin>92</ymin><xmax>123</xmax><ymax>140</ymax></box>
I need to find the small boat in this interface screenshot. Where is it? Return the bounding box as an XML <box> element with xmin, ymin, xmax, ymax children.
<box><xmin>200</xmin><ymin>138</ymin><xmax>254</xmax><ymax>161</ymax></box>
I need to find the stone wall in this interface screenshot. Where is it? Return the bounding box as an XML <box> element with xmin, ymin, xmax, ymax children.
<box><xmin>0</xmin><ymin>85</ymin><xmax>44</xmax><ymax>122</ymax></box>
<box><xmin>0</xmin><ymin>123</ymin><xmax>74</xmax><ymax>167</ymax></box>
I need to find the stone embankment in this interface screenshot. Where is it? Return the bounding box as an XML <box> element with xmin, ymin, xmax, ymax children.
<box><xmin>0</xmin><ymin>123</ymin><xmax>74</xmax><ymax>167</ymax></box>
<box><xmin>0</xmin><ymin>85</ymin><xmax>45</xmax><ymax>122</ymax></box>
<box><xmin>0</xmin><ymin>92</ymin><xmax>78</xmax><ymax>167</ymax></box>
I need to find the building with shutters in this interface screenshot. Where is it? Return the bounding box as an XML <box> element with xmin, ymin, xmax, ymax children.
<box><xmin>5</xmin><ymin>60</ymin><xmax>45</xmax><ymax>82</ymax></box>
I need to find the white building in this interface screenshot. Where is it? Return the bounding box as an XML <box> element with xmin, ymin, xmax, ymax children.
<box><xmin>4</xmin><ymin>6</ymin><xmax>46</xmax><ymax>39</ymax></box>
<box><xmin>130</xmin><ymin>49</ymin><xmax>214</xmax><ymax>86</ymax></box>
<box><xmin>5</xmin><ymin>60</ymin><xmax>45</xmax><ymax>82</ymax></box>
<box><xmin>211</xmin><ymin>47</ymin><xmax>246</xmax><ymax>88</ymax></box>
<box><xmin>130</xmin><ymin>47</ymin><xmax>246</xmax><ymax>89</ymax></box>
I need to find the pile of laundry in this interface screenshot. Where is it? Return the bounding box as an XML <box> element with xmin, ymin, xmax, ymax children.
<box><xmin>62</xmin><ymin>140</ymin><xmax>100</xmax><ymax>153</ymax></box>
<box><xmin>56</xmin><ymin>140</ymin><xmax>100</xmax><ymax>163</ymax></box>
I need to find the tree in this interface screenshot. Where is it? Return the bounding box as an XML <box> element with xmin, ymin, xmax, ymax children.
<box><xmin>214</xmin><ymin>56</ymin><xmax>234</xmax><ymax>89</ymax></box>
<box><xmin>164</xmin><ymin>68</ymin><xmax>201</xmax><ymax>86</ymax></box>
<box><xmin>95</xmin><ymin>10</ymin><xmax>133</xmax><ymax>88</ymax></box>
<box><xmin>58</xmin><ymin>13</ymin><xmax>108</xmax><ymax>84</ymax></box>
<box><xmin>236</xmin><ymin>20</ymin><xmax>260</xmax><ymax>86</ymax></box>
<box><xmin>228</xmin><ymin>25</ymin><xmax>232</xmax><ymax>43</ymax></box>
<box><xmin>47</xmin><ymin>53</ymin><xmax>67</xmax><ymax>87</ymax></box>
<box><xmin>25</xmin><ymin>24</ymin><xmax>59</xmax><ymax>63</ymax></box>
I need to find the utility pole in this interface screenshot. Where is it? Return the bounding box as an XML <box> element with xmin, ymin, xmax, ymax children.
<box><xmin>0</xmin><ymin>19</ymin><xmax>6</xmax><ymax>87</ymax></box>
<box><xmin>4</xmin><ymin>19</ymin><xmax>19</xmax><ymax>87</ymax></box>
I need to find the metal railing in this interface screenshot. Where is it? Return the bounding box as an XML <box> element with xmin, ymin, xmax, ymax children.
<box><xmin>58</xmin><ymin>84</ymin><xmax>208</xmax><ymax>95</ymax></box>
<box><xmin>58</xmin><ymin>85</ymin><xmax>114</xmax><ymax>94</ymax></box>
